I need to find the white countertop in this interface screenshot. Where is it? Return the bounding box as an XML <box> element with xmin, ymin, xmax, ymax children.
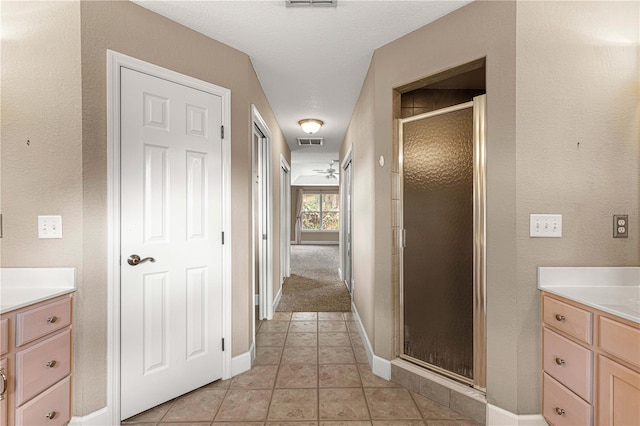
<box><xmin>538</xmin><ymin>267</ymin><xmax>640</xmax><ymax>324</ymax></box>
<box><xmin>0</xmin><ymin>268</ymin><xmax>76</xmax><ymax>314</ymax></box>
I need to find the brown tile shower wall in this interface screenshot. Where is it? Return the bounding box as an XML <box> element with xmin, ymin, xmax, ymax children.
<box><xmin>400</xmin><ymin>89</ymin><xmax>485</xmax><ymax>118</ymax></box>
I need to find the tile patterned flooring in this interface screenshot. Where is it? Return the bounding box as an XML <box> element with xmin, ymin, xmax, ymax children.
<box><xmin>123</xmin><ymin>312</ymin><xmax>478</xmax><ymax>426</ymax></box>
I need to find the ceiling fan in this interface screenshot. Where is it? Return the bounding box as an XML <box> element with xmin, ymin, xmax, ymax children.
<box><xmin>314</xmin><ymin>160</ymin><xmax>340</xmax><ymax>179</ymax></box>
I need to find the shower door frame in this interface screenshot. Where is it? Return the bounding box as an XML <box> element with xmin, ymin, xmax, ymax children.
<box><xmin>398</xmin><ymin>95</ymin><xmax>487</xmax><ymax>391</ymax></box>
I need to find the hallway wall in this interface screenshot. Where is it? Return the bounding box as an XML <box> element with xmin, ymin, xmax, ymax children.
<box><xmin>250</xmin><ymin>64</ymin><xmax>292</xmax><ymax>314</ymax></box>
<box><xmin>342</xmin><ymin>0</ymin><xmax>640</xmax><ymax>416</ymax></box>
<box><xmin>340</xmin><ymin>64</ymin><xmax>377</xmax><ymax>349</ymax></box>
<box><xmin>1</xmin><ymin>0</ymin><xmax>290</xmax><ymax>417</ymax></box>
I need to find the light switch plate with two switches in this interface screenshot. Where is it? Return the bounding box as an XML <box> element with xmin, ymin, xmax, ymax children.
<box><xmin>38</xmin><ymin>215</ymin><xmax>63</xmax><ymax>239</ymax></box>
<box><xmin>530</xmin><ymin>214</ymin><xmax>562</xmax><ymax>238</ymax></box>
<box><xmin>613</xmin><ymin>214</ymin><xmax>628</xmax><ymax>238</ymax></box>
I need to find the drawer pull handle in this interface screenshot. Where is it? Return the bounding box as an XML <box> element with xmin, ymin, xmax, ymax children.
<box><xmin>554</xmin><ymin>407</ymin><xmax>566</xmax><ymax>416</ymax></box>
<box><xmin>554</xmin><ymin>314</ymin><xmax>565</xmax><ymax>322</ymax></box>
<box><xmin>47</xmin><ymin>316</ymin><xmax>58</xmax><ymax>324</ymax></box>
<box><xmin>45</xmin><ymin>411</ymin><xmax>57</xmax><ymax>420</ymax></box>
<box><xmin>46</xmin><ymin>360</ymin><xmax>57</xmax><ymax>368</ymax></box>
<box><xmin>0</xmin><ymin>368</ymin><xmax>7</xmax><ymax>401</ymax></box>
<box><xmin>555</xmin><ymin>357</ymin><xmax>565</xmax><ymax>366</ymax></box>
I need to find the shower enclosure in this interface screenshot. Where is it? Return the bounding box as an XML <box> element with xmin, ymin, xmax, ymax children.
<box><xmin>399</xmin><ymin>95</ymin><xmax>486</xmax><ymax>390</ymax></box>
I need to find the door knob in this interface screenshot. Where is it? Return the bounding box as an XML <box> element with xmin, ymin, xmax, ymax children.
<box><xmin>127</xmin><ymin>254</ymin><xmax>156</xmax><ymax>266</ymax></box>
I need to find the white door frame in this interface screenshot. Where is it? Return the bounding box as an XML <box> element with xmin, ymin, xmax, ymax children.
<box><xmin>280</xmin><ymin>155</ymin><xmax>291</xmax><ymax>283</ymax></box>
<box><xmin>251</xmin><ymin>105</ymin><xmax>274</xmax><ymax>321</ymax></box>
<box><xmin>340</xmin><ymin>146</ymin><xmax>353</xmax><ymax>292</ymax></box>
<box><xmin>106</xmin><ymin>50</ymin><xmax>232</xmax><ymax>424</ymax></box>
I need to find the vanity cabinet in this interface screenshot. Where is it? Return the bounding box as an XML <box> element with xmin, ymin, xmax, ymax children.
<box><xmin>1</xmin><ymin>358</ymin><xmax>7</xmax><ymax>426</ymax></box>
<box><xmin>0</xmin><ymin>294</ymin><xmax>73</xmax><ymax>426</ymax></box>
<box><xmin>542</xmin><ymin>293</ymin><xmax>640</xmax><ymax>426</ymax></box>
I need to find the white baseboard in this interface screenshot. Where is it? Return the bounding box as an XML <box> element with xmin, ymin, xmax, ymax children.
<box><xmin>231</xmin><ymin>347</ymin><xmax>252</xmax><ymax>377</ymax></box>
<box><xmin>350</xmin><ymin>301</ymin><xmax>373</xmax><ymax>367</ymax></box>
<box><xmin>373</xmin><ymin>355</ymin><xmax>392</xmax><ymax>380</ymax></box>
<box><xmin>350</xmin><ymin>302</ymin><xmax>391</xmax><ymax>380</ymax></box>
<box><xmin>69</xmin><ymin>407</ymin><xmax>112</xmax><ymax>426</ymax></box>
<box><xmin>486</xmin><ymin>404</ymin><xmax>547</xmax><ymax>426</ymax></box>
<box><xmin>273</xmin><ymin>285</ymin><xmax>282</xmax><ymax>312</ymax></box>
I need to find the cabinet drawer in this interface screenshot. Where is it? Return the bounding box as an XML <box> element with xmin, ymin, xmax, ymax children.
<box><xmin>544</xmin><ymin>296</ymin><xmax>592</xmax><ymax>344</ymax></box>
<box><xmin>16</xmin><ymin>329</ymin><xmax>70</xmax><ymax>406</ymax></box>
<box><xmin>15</xmin><ymin>375</ymin><xmax>70</xmax><ymax>426</ymax></box>
<box><xmin>599</xmin><ymin>316</ymin><xmax>640</xmax><ymax>369</ymax></box>
<box><xmin>16</xmin><ymin>297</ymin><xmax>71</xmax><ymax>347</ymax></box>
<box><xmin>543</xmin><ymin>373</ymin><xmax>592</xmax><ymax>426</ymax></box>
<box><xmin>543</xmin><ymin>327</ymin><xmax>593</xmax><ymax>402</ymax></box>
<box><xmin>0</xmin><ymin>319</ymin><xmax>7</xmax><ymax>356</ymax></box>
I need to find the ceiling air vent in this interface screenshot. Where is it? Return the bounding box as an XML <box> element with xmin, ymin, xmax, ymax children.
<box><xmin>286</xmin><ymin>0</ymin><xmax>337</xmax><ymax>7</ymax></box>
<box><xmin>297</xmin><ymin>137</ymin><xmax>324</xmax><ymax>146</ymax></box>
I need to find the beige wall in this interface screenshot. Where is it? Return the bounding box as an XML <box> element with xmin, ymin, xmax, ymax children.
<box><xmin>1</xmin><ymin>2</ymin><xmax>82</xmax><ymax>267</ymax></box>
<box><xmin>514</xmin><ymin>0</ymin><xmax>640</xmax><ymax>413</ymax></box>
<box><xmin>249</xmin><ymin>65</ymin><xmax>292</xmax><ymax>307</ymax></box>
<box><xmin>342</xmin><ymin>0</ymin><xmax>639</xmax><ymax>416</ymax></box>
<box><xmin>340</xmin><ymin>65</ymin><xmax>376</xmax><ymax>344</ymax></box>
<box><xmin>1</xmin><ymin>0</ymin><xmax>86</xmax><ymax>407</ymax></box>
<box><xmin>2</xmin><ymin>0</ymin><xmax>289</xmax><ymax>416</ymax></box>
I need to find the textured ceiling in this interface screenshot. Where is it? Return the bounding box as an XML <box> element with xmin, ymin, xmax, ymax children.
<box><xmin>133</xmin><ymin>0</ymin><xmax>472</xmax><ymax>182</ymax></box>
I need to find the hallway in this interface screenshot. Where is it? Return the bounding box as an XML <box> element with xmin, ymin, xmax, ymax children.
<box><xmin>276</xmin><ymin>245</ymin><xmax>350</xmax><ymax>312</ymax></box>
<box><xmin>123</xmin><ymin>312</ymin><xmax>478</xmax><ymax>425</ymax></box>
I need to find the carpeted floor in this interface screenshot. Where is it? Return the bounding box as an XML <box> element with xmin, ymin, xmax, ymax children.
<box><xmin>276</xmin><ymin>245</ymin><xmax>351</xmax><ymax>312</ymax></box>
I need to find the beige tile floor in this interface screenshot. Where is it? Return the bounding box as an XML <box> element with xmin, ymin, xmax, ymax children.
<box><xmin>123</xmin><ymin>312</ymin><xmax>478</xmax><ymax>426</ymax></box>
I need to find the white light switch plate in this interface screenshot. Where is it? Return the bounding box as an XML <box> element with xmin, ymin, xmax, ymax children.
<box><xmin>530</xmin><ymin>214</ymin><xmax>562</xmax><ymax>238</ymax></box>
<box><xmin>38</xmin><ymin>215</ymin><xmax>63</xmax><ymax>239</ymax></box>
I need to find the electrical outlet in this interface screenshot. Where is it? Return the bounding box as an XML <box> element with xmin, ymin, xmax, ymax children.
<box><xmin>530</xmin><ymin>214</ymin><xmax>562</xmax><ymax>238</ymax></box>
<box><xmin>613</xmin><ymin>214</ymin><xmax>628</xmax><ymax>238</ymax></box>
<box><xmin>38</xmin><ymin>215</ymin><xmax>63</xmax><ymax>239</ymax></box>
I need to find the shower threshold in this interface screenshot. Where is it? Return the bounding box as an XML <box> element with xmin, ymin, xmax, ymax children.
<box><xmin>391</xmin><ymin>358</ymin><xmax>487</xmax><ymax>425</ymax></box>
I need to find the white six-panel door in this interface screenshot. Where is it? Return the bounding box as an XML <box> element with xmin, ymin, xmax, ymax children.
<box><xmin>120</xmin><ymin>67</ymin><xmax>223</xmax><ymax>419</ymax></box>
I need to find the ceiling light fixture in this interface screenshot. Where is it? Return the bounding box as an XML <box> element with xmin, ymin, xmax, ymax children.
<box><xmin>298</xmin><ymin>119</ymin><xmax>323</xmax><ymax>134</ymax></box>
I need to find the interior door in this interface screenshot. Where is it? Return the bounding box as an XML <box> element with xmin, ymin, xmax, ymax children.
<box><xmin>120</xmin><ymin>67</ymin><xmax>223</xmax><ymax>419</ymax></box>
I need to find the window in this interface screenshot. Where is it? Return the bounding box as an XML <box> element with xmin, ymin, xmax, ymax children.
<box><xmin>302</xmin><ymin>193</ymin><xmax>339</xmax><ymax>231</ymax></box>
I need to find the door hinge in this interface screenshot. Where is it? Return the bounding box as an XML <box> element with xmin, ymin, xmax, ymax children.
<box><xmin>263</xmin><ymin>234</ymin><xmax>267</xmax><ymax>240</ymax></box>
<box><xmin>402</xmin><ymin>229</ymin><xmax>406</xmax><ymax>248</ymax></box>
<box><xmin>222</xmin><ymin>231</ymin><xmax>225</xmax><ymax>245</ymax></box>
<box><xmin>222</xmin><ymin>338</ymin><xmax>225</xmax><ymax>351</ymax></box>
<box><xmin>221</xmin><ymin>125</ymin><xmax>225</xmax><ymax>139</ymax></box>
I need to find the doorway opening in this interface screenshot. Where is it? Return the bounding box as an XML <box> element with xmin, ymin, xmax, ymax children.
<box><xmin>252</xmin><ymin>106</ymin><xmax>274</xmax><ymax>324</ymax></box>
<box><xmin>280</xmin><ymin>156</ymin><xmax>291</xmax><ymax>286</ymax></box>
<box><xmin>395</xmin><ymin>59</ymin><xmax>487</xmax><ymax>391</ymax></box>
<box><xmin>340</xmin><ymin>148</ymin><xmax>353</xmax><ymax>294</ymax></box>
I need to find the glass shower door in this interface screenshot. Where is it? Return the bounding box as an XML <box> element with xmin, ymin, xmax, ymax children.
<box><xmin>400</xmin><ymin>97</ymin><xmax>485</xmax><ymax>386</ymax></box>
